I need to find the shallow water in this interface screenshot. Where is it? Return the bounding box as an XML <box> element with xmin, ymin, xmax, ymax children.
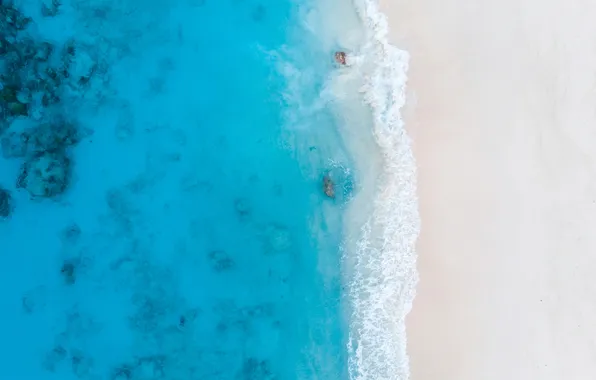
<box><xmin>1</xmin><ymin>0</ymin><xmax>354</xmax><ymax>378</ymax></box>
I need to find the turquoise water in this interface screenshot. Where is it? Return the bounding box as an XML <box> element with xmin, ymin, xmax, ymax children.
<box><xmin>0</xmin><ymin>0</ymin><xmax>356</xmax><ymax>378</ymax></box>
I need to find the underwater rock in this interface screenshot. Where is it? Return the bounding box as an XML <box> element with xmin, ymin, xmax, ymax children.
<box><xmin>111</xmin><ymin>357</ymin><xmax>167</xmax><ymax>380</ymax></box>
<box><xmin>240</xmin><ymin>358</ymin><xmax>275</xmax><ymax>380</ymax></box>
<box><xmin>0</xmin><ymin>95</ymin><xmax>28</xmax><ymax>118</ymax></box>
<box><xmin>61</xmin><ymin>223</ymin><xmax>82</xmax><ymax>243</ymax></box>
<box><xmin>148</xmin><ymin>76</ymin><xmax>164</xmax><ymax>94</ymax></box>
<box><xmin>177</xmin><ymin>308</ymin><xmax>200</xmax><ymax>331</ymax></box>
<box><xmin>42</xmin><ymin>345</ymin><xmax>67</xmax><ymax>372</ymax></box>
<box><xmin>70</xmin><ymin>350</ymin><xmax>94</xmax><ymax>378</ymax></box>
<box><xmin>105</xmin><ymin>188</ymin><xmax>137</xmax><ymax>217</ymax></box>
<box><xmin>177</xmin><ymin>314</ymin><xmax>187</xmax><ymax>331</ymax></box>
<box><xmin>60</xmin><ymin>260</ymin><xmax>77</xmax><ymax>285</ymax></box>
<box><xmin>15</xmin><ymin>86</ymin><xmax>31</xmax><ymax>104</ymax></box>
<box><xmin>234</xmin><ymin>197</ymin><xmax>252</xmax><ymax>219</ymax></box>
<box><xmin>0</xmin><ymin>186</ymin><xmax>13</xmax><ymax>218</ymax></box>
<box><xmin>61</xmin><ymin>40</ymin><xmax>76</xmax><ymax>64</ymax></box>
<box><xmin>0</xmin><ymin>85</ymin><xmax>30</xmax><ymax>118</ymax></box>
<box><xmin>42</xmin><ymin>66</ymin><xmax>62</xmax><ymax>84</ymax></box>
<box><xmin>111</xmin><ymin>365</ymin><xmax>133</xmax><ymax>380</ymax></box>
<box><xmin>63</xmin><ymin>42</ymin><xmax>98</xmax><ymax>86</ymax></box>
<box><xmin>29</xmin><ymin>121</ymin><xmax>82</xmax><ymax>153</ymax></box>
<box><xmin>1</xmin><ymin>126</ymin><xmax>30</xmax><ymax>158</ymax></box>
<box><xmin>0</xmin><ymin>3</ymin><xmax>32</xmax><ymax>32</ymax></box>
<box><xmin>35</xmin><ymin>41</ymin><xmax>54</xmax><ymax>62</ymax></box>
<box><xmin>41</xmin><ymin>91</ymin><xmax>60</xmax><ymax>107</ymax></box>
<box><xmin>0</xmin><ymin>36</ymin><xmax>12</xmax><ymax>55</ymax></box>
<box><xmin>7</xmin><ymin>100</ymin><xmax>28</xmax><ymax>116</ymax></box>
<box><xmin>0</xmin><ymin>118</ymin><xmax>7</xmax><ymax>135</ymax></box>
<box><xmin>16</xmin><ymin>37</ymin><xmax>37</xmax><ymax>63</ymax></box>
<box><xmin>251</xmin><ymin>5</ymin><xmax>266</xmax><ymax>22</ymax></box>
<box><xmin>41</xmin><ymin>0</ymin><xmax>61</xmax><ymax>17</ymax></box>
<box><xmin>0</xmin><ymin>85</ymin><xmax>18</xmax><ymax>103</ymax></box>
<box><xmin>17</xmin><ymin>152</ymin><xmax>72</xmax><ymax>198</ymax></box>
<box><xmin>208</xmin><ymin>250</ymin><xmax>235</xmax><ymax>272</ymax></box>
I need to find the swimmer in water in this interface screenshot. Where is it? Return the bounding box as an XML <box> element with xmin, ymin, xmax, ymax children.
<box><xmin>323</xmin><ymin>173</ymin><xmax>335</xmax><ymax>199</ymax></box>
<box><xmin>335</xmin><ymin>51</ymin><xmax>347</xmax><ymax>66</ymax></box>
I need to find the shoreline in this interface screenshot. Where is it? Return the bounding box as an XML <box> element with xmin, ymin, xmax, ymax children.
<box><xmin>331</xmin><ymin>1</ymin><xmax>420</xmax><ymax>379</ymax></box>
<box><xmin>381</xmin><ymin>0</ymin><xmax>596</xmax><ymax>378</ymax></box>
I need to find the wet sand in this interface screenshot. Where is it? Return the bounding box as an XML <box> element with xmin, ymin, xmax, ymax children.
<box><xmin>380</xmin><ymin>0</ymin><xmax>596</xmax><ymax>378</ymax></box>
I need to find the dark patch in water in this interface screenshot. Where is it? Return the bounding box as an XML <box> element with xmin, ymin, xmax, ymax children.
<box><xmin>240</xmin><ymin>358</ymin><xmax>275</xmax><ymax>380</ymax></box>
<box><xmin>17</xmin><ymin>152</ymin><xmax>72</xmax><ymax>198</ymax></box>
<box><xmin>70</xmin><ymin>350</ymin><xmax>93</xmax><ymax>378</ymax></box>
<box><xmin>41</xmin><ymin>0</ymin><xmax>62</xmax><ymax>17</ymax></box>
<box><xmin>0</xmin><ymin>186</ymin><xmax>13</xmax><ymax>218</ymax></box>
<box><xmin>111</xmin><ymin>365</ymin><xmax>133</xmax><ymax>380</ymax></box>
<box><xmin>148</xmin><ymin>76</ymin><xmax>165</xmax><ymax>94</ymax></box>
<box><xmin>208</xmin><ymin>250</ymin><xmax>235</xmax><ymax>272</ymax></box>
<box><xmin>234</xmin><ymin>197</ymin><xmax>251</xmax><ymax>219</ymax></box>
<box><xmin>251</xmin><ymin>5</ymin><xmax>266</xmax><ymax>22</ymax></box>
<box><xmin>61</xmin><ymin>223</ymin><xmax>82</xmax><ymax>243</ymax></box>
<box><xmin>60</xmin><ymin>260</ymin><xmax>77</xmax><ymax>285</ymax></box>
<box><xmin>42</xmin><ymin>345</ymin><xmax>67</xmax><ymax>372</ymax></box>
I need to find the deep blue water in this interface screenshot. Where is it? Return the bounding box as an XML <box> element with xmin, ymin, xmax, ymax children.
<box><xmin>0</xmin><ymin>0</ymin><xmax>351</xmax><ymax>378</ymax></box>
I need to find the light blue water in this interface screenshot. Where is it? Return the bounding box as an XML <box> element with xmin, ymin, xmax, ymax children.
<box><xmin>0</xmin><ymin>0</ymin><xmax>355</xmax><ymax>378</ymax></box>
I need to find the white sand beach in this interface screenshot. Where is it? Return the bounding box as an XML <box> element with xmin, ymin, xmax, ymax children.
<box><xmin>380</xmin><ymin>0</ymin><xmax>596</xmax><ymax>378</ymax></box>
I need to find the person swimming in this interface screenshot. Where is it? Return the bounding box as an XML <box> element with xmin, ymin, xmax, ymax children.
<box><xmin>334</xmin><ymin>51</ymin><xmax>347</xmax><ymax>66</ymax></box>
<box><xmin>323</xmin><ymin>173</ymin><xmax>335</xmax><ymax>199</ymax></box>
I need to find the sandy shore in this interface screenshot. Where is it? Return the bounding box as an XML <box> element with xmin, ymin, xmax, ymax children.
<box><xmin>380</xmin><ymin>0</ymin><xmax>596</xmax><ymax>378</ymax></box>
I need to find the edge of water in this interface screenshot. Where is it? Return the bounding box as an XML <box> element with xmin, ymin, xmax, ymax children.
<box><xmin>343</xmin><ymin>1</ymin><xmax>421</xmax><ymax>379</ymax></box>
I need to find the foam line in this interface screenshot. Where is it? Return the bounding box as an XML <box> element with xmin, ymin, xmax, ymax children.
<box><xmin>344</xmin><ymin>1</ymin><xmax>421</xmax><ymax>379</ymax></box>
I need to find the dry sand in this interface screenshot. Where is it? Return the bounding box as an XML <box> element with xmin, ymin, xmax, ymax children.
<box><xmin>379</xmin><ymin>0</ymin><xmax>596</xmax><ymax>379</ymax></box>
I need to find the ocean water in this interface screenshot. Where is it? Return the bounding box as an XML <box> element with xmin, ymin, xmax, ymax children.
<box><xmin>0</xmin><ymin>0</ymin><xmax>419</xmax><ymax>379</ymax></box>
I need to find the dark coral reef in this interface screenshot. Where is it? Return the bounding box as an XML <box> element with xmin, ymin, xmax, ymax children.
<box><xmin>1</xmin><ymin>1</ymin><xmax>96</xmax><ymax>199</ymax></box>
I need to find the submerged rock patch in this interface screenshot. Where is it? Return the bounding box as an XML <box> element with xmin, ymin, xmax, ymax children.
<box><xmin>234</xmin><ymin>197</ymin><xmax>252</xmax><ymax>219</ymax></box>
<box><xmin>240</xmin><ymin>358</ymin><xmax>275</xmax><ymax>380</ymax></box>
<box><xmin>41</xmin><ymin>0</ymin><xmax>61</xmax><ymax>18</ymax></box>
<box><xmin>70</xmin><ymin>350</ymin><xmax>94</xmax><ymax>378</ymax></box>
<box><xmin>42</xmin><ymin>345</ymin><xmax>67</xmax><ymax>372</ymax></box>
<box><xmin>61</xmin><ymin>223</ymin><xmax>82</xmax><ymax>243</ymax></box>
<box><xmin>17</xmin><ymin>151</ymin><xmax>71</xmax><ymax>198</ymax></box>
<box><xmin>208</xmin><ymin>250</ymin><xmax>235</xmax><ymax>272</ymax></box>
<box><xmin>0</xmin><ymin>3</ymin><xmax>98</xmax><ymax>203</ymax></box>
<box><xmin>0</xmin><ymin>186</ymin><xmax>13</xmax><ymax>218</ymax></box>
<box><xmin>60</xmin><ymin>260</ymin><xmax>77</xmax><ymax>285</ymax></box>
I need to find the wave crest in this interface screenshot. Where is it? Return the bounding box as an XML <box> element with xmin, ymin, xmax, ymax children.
<box><xmin>346</xmin><ymin>1</ymin><xmax>420</xmax><ymax>380</ymax></box>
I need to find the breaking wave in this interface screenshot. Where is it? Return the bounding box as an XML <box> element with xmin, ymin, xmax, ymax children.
<box><xmin>345</xmin><ymin>2</ymin><xmax>420</xmax><ymax>379</ymax></box>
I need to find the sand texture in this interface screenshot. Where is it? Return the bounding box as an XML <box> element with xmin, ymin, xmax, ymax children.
<box><xmin>380</xmin><ymin>0</ymin><xmax>596</xmax><ymax>379</ymax></box>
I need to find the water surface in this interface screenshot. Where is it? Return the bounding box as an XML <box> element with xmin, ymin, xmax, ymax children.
<box><xmin>0</xmin><ymin>0</ymin><xmax>352</xmax><ymax>378</ymax></box>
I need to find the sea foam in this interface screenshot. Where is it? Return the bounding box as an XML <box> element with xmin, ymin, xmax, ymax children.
<box><xmin>277</xmin><ymin>0</ymin><xmax>420</xmax><ymax>376</ymax></box>
<box><xmin>346</xmin><ymin>2</ymin><xmax>420</xmax><ymax>379</ymax></box>
<box><xmin>286</xmin><ymin>0</ymin><xmax>421</xmax><ymax>378</ymax></box>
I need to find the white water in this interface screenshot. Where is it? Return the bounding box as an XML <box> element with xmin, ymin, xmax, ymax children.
<box><xmin>258</xmin><ymin>0</ymin><xmax>420</xmax><ymax>377</ymax></box>
<box><xmin>331</xmin><ymin>1</ymin><xmax>420</xmax><ymax>379</ymax></box>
